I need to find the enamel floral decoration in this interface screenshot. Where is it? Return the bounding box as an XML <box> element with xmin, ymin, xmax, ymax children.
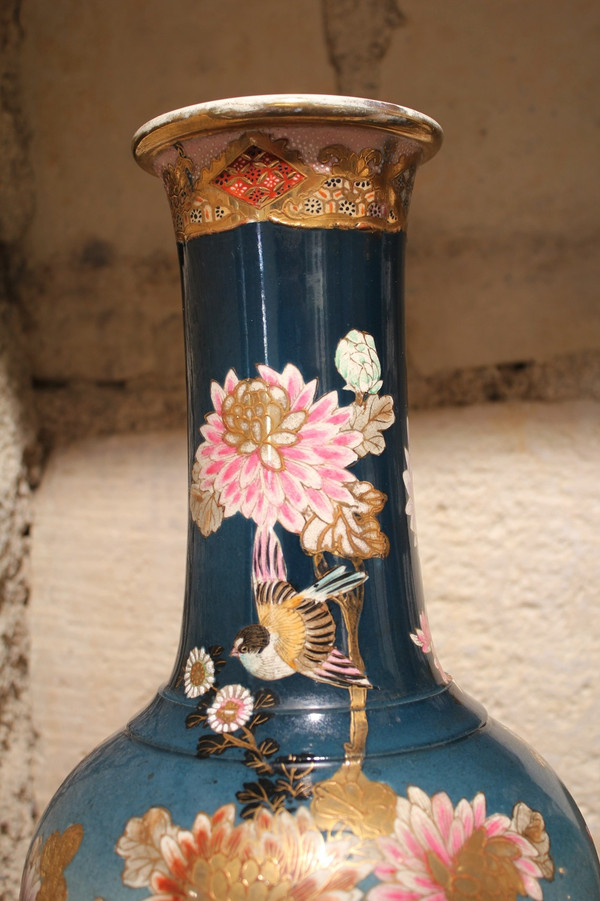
<box><xmin>191</xmin><ymin>363</ymin><xmax>363</xmax><ymax>536</ymax></box>
<box><xmin>371</xmin><ymin>787</ymin><xmax>550</xmax><ymax>901</ymax></box>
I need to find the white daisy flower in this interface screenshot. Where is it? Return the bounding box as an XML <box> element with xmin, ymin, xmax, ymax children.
<box><xmin>207</xmin><ymin>684</ymin><xmax>254</xmax><ymax>733</ymax></box>
<box><xmin>183</xmin><ymin>647</ymin><xmax>215</xmax><ymax>698</ymax></box>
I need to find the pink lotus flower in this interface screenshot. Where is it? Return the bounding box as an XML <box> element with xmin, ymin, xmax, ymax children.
<box><xmin>193</xmin><ymin>363</ymin><xmax>362</xmax><ymax>533</ymax></box>
<box><xmin>370</xmin><ymin>787</ymin><xmax>547</xmax><ymax>901</ymax></box>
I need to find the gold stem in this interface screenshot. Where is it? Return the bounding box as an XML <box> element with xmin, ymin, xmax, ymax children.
<box><xmin>338</xmin><ymin>581</ymin><xmax>365</xmax><ymax>672</ymax></box>
<box><xmin>339</xmin><ymin>572</ymin><xmax>368</xmax><ymax>761</ymax></box>
<box><xmin>313</xmin><ymin>554</ymin><xmax>369</xmax><ymax>763</ymax></box>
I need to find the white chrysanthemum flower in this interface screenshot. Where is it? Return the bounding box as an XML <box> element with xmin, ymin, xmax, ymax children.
<box><xmin>207</xmin><ymin>684</ymin><xmax>254</xmax><ymax>733</ymax></box>
<box><xmin>183</xmin><ymin>647</ymin><xmax>215</xmax><ymax>698</ymax></box>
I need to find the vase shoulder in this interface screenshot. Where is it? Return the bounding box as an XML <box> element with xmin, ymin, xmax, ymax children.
<box><xmin>27</xmin><ymin>712</ymin><xmax>600</xmax><ymax>899</ymax></box>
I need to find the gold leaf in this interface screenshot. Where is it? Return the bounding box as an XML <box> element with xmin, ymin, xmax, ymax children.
<box><xmin>451</xmin><ymin>828</ymin><xmax>525</xmax><ymax>900</ymax></box>
<box><xmin>511</xmin><ymin>802</ymin><xmax>555</xmax><ymax>880</ymax></box>
<box><xmin>311</xmin><ymin>767</ymin><xmax>396</xmax><ymax>839</ymax></box>
<box><xmin>38</xmin><ymin>824</ymin><xmax>84</xmax><ymax>901</ymax></box>
<box><xmin>319</xmin><ymin>145</ymin><xmax>383</xmax><ymax>178</ymax></box>
<box><xmin>349</xmin><ymin>394</ymin><xmax>395</xmax><ymax>458</ymax></box>
<box><xmin>301</xmin><ymin>480</ymin><xmax>389</xmax><ymax>559</ymax></box>
<box><xmin>190</xmin><ymin>464</ymin><xmax>224</xmax><ymax>537</ymax></box>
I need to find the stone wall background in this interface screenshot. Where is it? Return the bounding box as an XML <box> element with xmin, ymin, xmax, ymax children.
<box><xmin>0</xmin><ymin>0</ymin><xmax>598</xmax><ymax>894</ymax></box>
<box><xmin>0</xmin><ymin>1</ymin><xmax>40</xmax><ymax>894</ymax></box>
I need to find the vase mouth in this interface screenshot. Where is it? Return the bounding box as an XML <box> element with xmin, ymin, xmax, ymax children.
<box><xmin>132</xmin><ymin>93</ymin><xmax>443</xmax><ymax>174</ymax></box>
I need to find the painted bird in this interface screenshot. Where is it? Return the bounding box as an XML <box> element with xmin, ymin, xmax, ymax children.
<box><xmin>231</xmin><ymin>528</ymin><xmax>373</xmax><ymax>689</ymax></box>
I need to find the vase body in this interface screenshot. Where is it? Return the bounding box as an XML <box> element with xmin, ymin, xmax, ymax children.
<box><xmin>21</xmin><ymin>96</ymin><xmax>599</xmax><ymax>901</ymax></box>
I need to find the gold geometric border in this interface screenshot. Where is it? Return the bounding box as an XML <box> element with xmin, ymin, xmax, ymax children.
<box><xmin>161</xmin><ymin>132</ymin><xmax>420</xmax><ymax>240</ymax></box>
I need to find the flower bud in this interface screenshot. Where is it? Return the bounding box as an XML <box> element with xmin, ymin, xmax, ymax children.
<box><xmin>335</xmin><ymin>329</ymin><xmax>383</xmax><ymax>395</ymax></box>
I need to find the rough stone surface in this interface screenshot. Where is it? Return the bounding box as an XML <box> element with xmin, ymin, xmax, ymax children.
<box><xmin>409</xmin><ymin>348</ymin><xmax>600</xmax><ymax>410</ymax></box>
<box><xmin>0</xmin><ymin>305</ymin><xmax>37</xmax><ymax>898</ymax></box>
<box><xmin>29</xmin><ymin>404</ymin><xmax>599</xmax><ymax>853</ymax></box>
<box><xmin>31</xmin><ymin>347</ymin><xmax>600</xmax><ymax>448</ymax></box>
<box><xmin>0</xmin><ymin>1</ymin><xmax>38</xmax><ymax>897</ymax></box>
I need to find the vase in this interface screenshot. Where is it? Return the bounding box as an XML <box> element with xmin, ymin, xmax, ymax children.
<box><xmin>20</xmin><ymin>95</ymin><xmax>599</xmax><ymax>901</ymax></box>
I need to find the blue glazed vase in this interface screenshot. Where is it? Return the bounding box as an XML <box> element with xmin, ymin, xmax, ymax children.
<box><xmin>21</xmin><ymin>96</ymin><xmax>599</xmax><ymax>901</ymax></box>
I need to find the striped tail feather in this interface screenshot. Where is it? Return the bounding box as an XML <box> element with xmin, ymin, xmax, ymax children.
<box><xmin>311</xmin><ymin>648</ymin><xmax>373</xmax><ymax>689</ymax></box>
<box><xmin>252</xmin><ymin>526</ymin><xmax>287</xmax><ymax>587</ymax></box>
<box><xmin>303</xmin><ymin>566</ymin><xmax>368</xmax><ymax>602</ymax></box>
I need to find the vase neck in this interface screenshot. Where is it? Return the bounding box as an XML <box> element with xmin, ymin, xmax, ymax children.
<box><xmin>169</xmin><ymin>221</ymin><xmax>446</xmax><ymax>710</ymax></box>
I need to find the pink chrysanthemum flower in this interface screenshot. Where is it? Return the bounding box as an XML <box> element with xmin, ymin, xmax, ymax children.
<box><xmin>370</xmin><ymin>787</ymin><xmax>546</xmax><ymax>901</ymax></box>
<box><xmin>147</xmin><ymin>803</ymin><xmax>371</xmax><ymax>900</ymax></box>
<box><xmin>193</xmin><ymin>363</ymin><xmax>362</xmax><ymax>533</ymax></box>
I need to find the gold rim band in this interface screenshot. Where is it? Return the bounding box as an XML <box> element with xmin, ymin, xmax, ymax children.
<box><xmin>133</xmin><ymin>94</ymin><xmax>443</xmax><ymax>174</ymax></box>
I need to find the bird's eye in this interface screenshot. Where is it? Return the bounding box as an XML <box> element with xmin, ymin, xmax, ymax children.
<box><xmin>240</xmin><ymin>645</ymin><xmax>247</xmax><ymax>653</ymax></box>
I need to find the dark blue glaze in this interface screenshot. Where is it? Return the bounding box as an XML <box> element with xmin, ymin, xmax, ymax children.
<box><xmin>177</xmin><ymin>223</ymin><xmax>433</xmax><ymax>701</ymax></box>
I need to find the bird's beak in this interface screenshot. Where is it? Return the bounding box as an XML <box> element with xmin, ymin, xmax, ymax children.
<box><xmin>230</xmin><ymin>646</ymin><xmax>239</xmax><ymax>658</ymax></box>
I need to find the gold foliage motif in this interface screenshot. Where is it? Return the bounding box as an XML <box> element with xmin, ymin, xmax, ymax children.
<box><xmin>311</xmin><ymin>765</ymin><xmax>397</xmax><ymax>840</ymax></box>
<box><xmin>301</xmin><ymin>480</ymin><xmax>390</xmax><ymax>559</ymax></box>
<box><xmin>21</xmin><ymin>825</ymin><xmax>83</xmax><ymax>901</ymax></box>
<box><xmin>320</xmin><ymin>145</ymin><xmax>383</xmax><ymax>178</ymax></box>
<box><xmin>511</xmin><ymin>802</ymin><xmax>555</xmax><ymax>881</ymax></box>
<box><xmin>161</xmin><ymin>131</ymin><xmax>419</xmax><ymax>240</ymax></box>
<box><xmin>349</xmin><ymin>394</ymin><xmax>395</xmax><ymax>458</ymax></box>
<box><xmin>190</xmin><ymin>462</ymin><xmax>224</xmax><ymax>537</ymax></box>
<box><xmin>431</xmin><ymin>828</ymin><xmax>527</xmax><ymax>899</ymax></box>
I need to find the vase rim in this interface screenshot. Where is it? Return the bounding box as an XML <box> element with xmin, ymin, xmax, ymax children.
<box><xmin>132</xmin><ymin>93</ymin><xmax>443</xmax><ymax>174</ymax></box>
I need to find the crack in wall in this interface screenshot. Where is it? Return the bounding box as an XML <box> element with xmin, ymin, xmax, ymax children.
<box><xmin>322</xmin><ymin>0</ymin><xmax>406</xmax><ymax>95</ymax></box>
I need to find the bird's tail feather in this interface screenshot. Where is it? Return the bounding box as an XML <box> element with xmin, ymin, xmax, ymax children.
<box><xmin>304</xmin><ymin>566</ymin><xmax>367</xmax><ymax>601</ymax></box>
<box><xmin>252</xmin><ymin>526</ymin><xmax>287</xmax><ymax>586</ymax></box>
<box><xmin>311</xmin><ymin>648</ymin><xmax>373</xmax><ymax>689</ymax></box>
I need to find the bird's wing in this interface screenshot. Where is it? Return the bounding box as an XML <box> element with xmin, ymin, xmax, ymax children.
<box><xmin>258</xmin><ymin>595</ymin><xmax>307</xmax><ymax>669</ymax></box>
<box><xmin>255</xmin><ymin>581</ymin><xmax>336</xmax><ymax>671</ymax></box>
<box><xmin>291</xmin><ymin>596</ymin><xmax>337</xmax><ymax>672</ymax></box>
